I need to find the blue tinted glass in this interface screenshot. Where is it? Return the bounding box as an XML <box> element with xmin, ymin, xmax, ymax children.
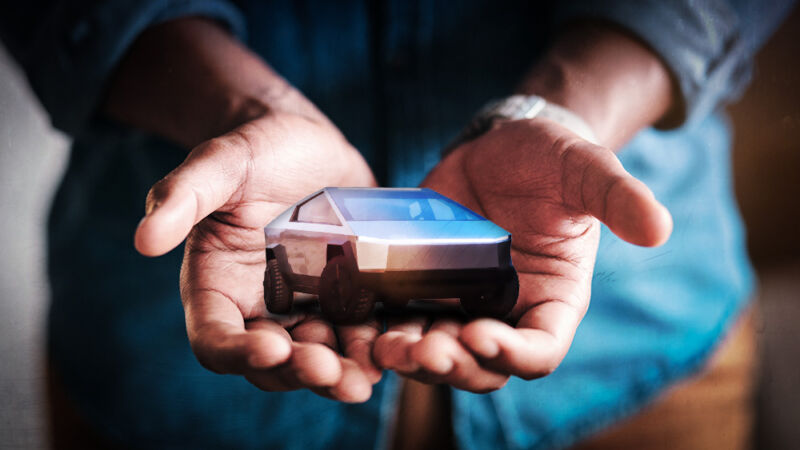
<box><xmin>329</xmin><ymin>189</ymin><xmax>483</xmax><ymax>221</ymax></box>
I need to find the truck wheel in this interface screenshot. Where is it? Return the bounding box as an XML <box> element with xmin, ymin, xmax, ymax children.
<box><xmin>319</xmin><ymin>256</ymin><xmax>375</xmax><ymax>324</ymax></box>
<box><xmin>460</xmin><ymin>269</ymin><xmax>518</xmax><ymax>319</ymax></box>
<box><xmin>265</xmin><ymin>258</ymin><xmax>293</xmax><ymax>314</ymax></box>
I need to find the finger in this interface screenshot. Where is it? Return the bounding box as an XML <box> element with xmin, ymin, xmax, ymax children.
<box><xmin>244</xmin><ymin>367</ymin><xmax>302</xmax><ymax>392</ymax></box>
<box><xmin>559</xmin><ymin>140</ymin><xmax>672</xmax><ymax>247</ymax></box>
<box><xmin>372</xmin><ymin>316</ymin><xmax>427</xmax><ymax>373</ymax></box>
<box><xmin>247</xmin><ymin>349</ymin><xmax>371</xmax><ymax>402</ymax></box>
<box><xmin>184</xmin><ymin>290</ymin><xmax>292</xmax><ymax>374</ymax></box>
<box><xmin>427</xmin><ymin>318</ymin><xmax>462</xmax><ymax>337</ymax></box>
<box><xmin>287</xmin><ymin>342</ymin><xmax>343</xmax><ymax>387</ymax></box>
<box><xmin>338</xmin><ymin>319</ymin><xmax>383</xmax><ymax>384</ymax></box>
<box><xmin>408</xmin><ymin>328</ymin><xmax>509</xmax><ymax>393</ymax></box>
<box><xmin>384</xmin><ymin>313</ymin><xmax>429</xmax><ymax>332</ymax></box>
<box><xmin>404</xmin><ymin>318</ymin><xmax>462</xmax><ymax>374</ymax></box>
<box><xmin>459</xmin><ymin>298</ymin><xmax>581</xmax><ymax>379</ymax></box>
<box><xmin>314</xmin><ymin>358</ymin><xmax>374</xmax><ymax>403</ymax></box>
<box><xmin>290</xmin><ymin>316</ymin><xmax>339</xmax><ymax>351</ymax></box>
<box><xmin>246</xmin><ymin>340</ymin><xmax>343</xmax><ymax>390</ymax></box>
<box><xmin>135</xmin><ymin>127</ymin><xmax>257</xmax><ymax>256</ymax></box>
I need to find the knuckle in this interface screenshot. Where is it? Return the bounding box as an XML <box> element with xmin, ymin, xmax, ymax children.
<box><xmin>225</xmin><ymin>126</ymin><xmax>258</xmax><ymax>153</ymax></box>
<box><xmin>202</xmin><ymin>130</ymin><xmax>253</xmax><ymax>165</ymax></box>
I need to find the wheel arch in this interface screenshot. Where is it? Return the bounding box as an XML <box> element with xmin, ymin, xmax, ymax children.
<box><xmin>326</xmin><ymin>239</ymin><xmax>356</xmax><ymax>263</ymax></box>
<box><xmin>265</xmin><ymin>243</ymin><xmax>292</xmax><ymax>275</ymax></box>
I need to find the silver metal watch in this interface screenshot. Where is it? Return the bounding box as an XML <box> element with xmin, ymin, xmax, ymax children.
<box><xmin>444</xmin><ymin>94</ymin><xmax>598</xmax><ymax>154</ymax></box>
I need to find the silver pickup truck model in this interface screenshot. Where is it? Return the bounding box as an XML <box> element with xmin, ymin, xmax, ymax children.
<box><xmin>263</xmin><ymin>187</ymin><xmax>518</xmax><ymax>324</ymax></box>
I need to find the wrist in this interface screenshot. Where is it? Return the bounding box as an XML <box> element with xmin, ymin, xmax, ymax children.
<box><xmin>103</xmin><ymin>17</ymin><xmax>323</xmax><ymax>149</ymax></box>
<box><xmin>446</xmin><ymin>95</ymin><xmax>598</xmax><ymax>154</ymax></box>
<box><xmin>517</xmin><ymin>23</ymin><xmax>673</xmax><ymax>149</ymax></box>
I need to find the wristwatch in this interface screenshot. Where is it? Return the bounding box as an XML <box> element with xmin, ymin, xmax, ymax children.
<box><xmin>443</xmin><ymin>95</ymin><xmax>598</xmax><ymax>154</ymax></box>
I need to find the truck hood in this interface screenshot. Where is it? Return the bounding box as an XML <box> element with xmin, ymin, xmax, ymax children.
<box><xmin>348</xmin><ymin>220</ymin><xmax>510</xmax><ymax>244</ymax></box>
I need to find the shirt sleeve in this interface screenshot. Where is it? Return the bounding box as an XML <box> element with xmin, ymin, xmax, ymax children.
<box><xmin>552</xmin><ymin>0</ymin><xmax>796</xmax><ymax>128</ymax></box>
<box><xmin>0</xmin><ymin>1</ymin><xmax>247</xmax><ymax>136</ymax></box>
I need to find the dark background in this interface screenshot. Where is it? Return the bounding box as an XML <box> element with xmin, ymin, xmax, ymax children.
<box><xmin>0</xmin><ymin>8</ymin><xmax>798</xmax><ymax>449</ymax></box>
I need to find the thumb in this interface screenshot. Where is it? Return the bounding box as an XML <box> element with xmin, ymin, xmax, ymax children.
<box><xmin>134</xmin><ymin>132</ymin><xmax>254</xmax><ymax>256</ymax></box>
<box><xmin>561</xmin><ymin>142</ymin><xmax>673</xmax><ymax>247</ymax></box>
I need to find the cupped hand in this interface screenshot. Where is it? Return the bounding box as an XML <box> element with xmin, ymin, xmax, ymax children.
<box><xmin>373</xmin><ymin>118</ymin><xmax>673</xmax><ymax>392</ymax></box>
<box><xmin>135</xmin><ymin>110</ymin><xmax>382</xmax><ymax>402</ymax></box>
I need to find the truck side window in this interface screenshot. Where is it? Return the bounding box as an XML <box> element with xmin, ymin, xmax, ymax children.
<box><xmin>292</xmin><ymin>193</ymin><xmax>342</xmax><ymax>225</ymax></box>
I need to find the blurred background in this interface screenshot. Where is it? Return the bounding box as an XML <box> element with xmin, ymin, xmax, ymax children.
<box><xmin>728</xmin><ymin>8</ymin><xmax>800</xmax><ymax>449</ymax></box>
<box><xmin>0</xmin><ymin>9</ymin><xmax>798</xmax><ymax>450</ymax></box>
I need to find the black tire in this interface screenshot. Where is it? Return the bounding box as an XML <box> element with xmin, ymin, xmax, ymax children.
<box><xmin>265</xmin><ymin>258</ymin><xmax>293</xmax><ymax>314</ymax></box>
<box><xmin>460</xmin><ymin>269</ymin><xmax>519</xmax><ymax>319</ymax></box>
<box><xmin>318</xmin><ymin>256</ymin><xmax>376</xmax><ymax>324</ymax></box>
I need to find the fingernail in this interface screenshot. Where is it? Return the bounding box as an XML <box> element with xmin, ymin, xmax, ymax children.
<box><xmin>145</xmin><ymin>200</ymin><xmax>161</xmax><ymax>216</ymax></box>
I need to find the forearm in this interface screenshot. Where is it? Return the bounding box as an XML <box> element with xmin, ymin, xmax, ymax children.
<box><xmin>517</xmin><ymin>23</ymin><xmax>674</xmax><ymax>150</ymax></box>
<box><xmin>102</xmin><ymin>17</ymin><xmax>320</xmax><ymax>149</ymax></box>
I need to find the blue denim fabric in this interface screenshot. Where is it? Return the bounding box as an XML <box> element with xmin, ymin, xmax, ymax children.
<box><xmin>1</xmin><ymin>0</ymin><xmax>791</xmax><ymax>448</ymax></box>
<box><xmin>0</xmin><ymin>1</ymin><xmax>247</xmax><ymax>135</ymax></box>
<box><xmin>552</xmin><ymin>0</ymin><xmax>795</xmax><ymax>127</ymax></box>
<box><xmin>1</xmin><ymin>1</ymin><xmax>794</xmax><ymax>137</ymax></box>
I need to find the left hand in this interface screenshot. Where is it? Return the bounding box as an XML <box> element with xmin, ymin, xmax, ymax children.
<box><xmin>372</xmin><ymin>118</ymin><xmax>673</xmax><ymax>392</ymax></box>
<box><xmin>135</xmin><ymin>110</ymin><xmax>382</xmax><ymax>402</ymax></box>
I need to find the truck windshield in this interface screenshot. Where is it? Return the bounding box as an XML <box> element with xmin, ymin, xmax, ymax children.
<box><xmin>329</xmin><ymin>189</ymin><xmax>484</xmax><ymax>222</ymax></box>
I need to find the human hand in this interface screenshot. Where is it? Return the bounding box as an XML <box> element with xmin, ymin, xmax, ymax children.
<box><xmin>134</xmin><ymin>109</ymin><xmax>383</xmax><ymax>402</ymax></box>
<box><xmin>372</xmin><ymin>118</ymin><xmax>672</xmax><ymax>392</ymax></box>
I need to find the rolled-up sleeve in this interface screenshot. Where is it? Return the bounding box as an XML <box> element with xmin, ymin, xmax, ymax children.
<box><xmin>553</xmin><ymin>0</ymin><xmax>796</xmax><ymax>128</ymax></box>
<box><xmin>0</xmin><ymin>1</ymin><xmax>246</xmax><ymax>136</ymax></box>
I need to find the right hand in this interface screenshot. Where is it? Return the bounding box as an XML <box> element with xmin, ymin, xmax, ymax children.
<box><xmin>134</xmin><ymin>108</ymin><xmax>382</xmax><ymax>402</ymax></box>
<box><xmin>373</xmin><ymin>118</ymin><xmax>672</xmax><ymax>392</ymax></box>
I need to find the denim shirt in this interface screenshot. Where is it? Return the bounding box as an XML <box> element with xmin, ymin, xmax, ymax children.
<box><xmin>1</xmin><ymin>1</ymin><xmax>793</xmax><ymax>448</ymax></box>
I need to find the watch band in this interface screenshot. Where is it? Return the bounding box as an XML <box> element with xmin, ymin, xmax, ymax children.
<box><xmin>534</xmin><ymin>98</ymin><xmax>598</xmax><ymax>145</ymax></box>
<box><xmin>443</xmin><ymin>95</ymin><xmax>598</xmax><ymax>155</ymax></box>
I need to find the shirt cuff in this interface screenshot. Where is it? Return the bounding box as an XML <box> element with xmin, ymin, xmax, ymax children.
<box><xmin>551</xmin><ymin>0</ymin><xmax>750</xmax><ymax>129</ymax></box>
<box><xmin>25</xmin><ymin>0</ymin><xmax>246</xmax><ymax>136</ymax></box>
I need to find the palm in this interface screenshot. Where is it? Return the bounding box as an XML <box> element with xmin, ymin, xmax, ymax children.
<box><xmin>373</xmin><ymin>119</ymin><xmax>672</xmax><ymax>391</ymax></box>
<box><xmin>136</xmin><ymin>112</ymin><xmax>382</xmax><ymax>402</ymax></box>
<box><xmin>440</xmin><ymin>127</ymin><xmax>602</xmax><ymax>325</ymax></box>
<box><xmin>181</xmin><ymin>113</ymin><xmax>368</xmax><ymax>320</ymax></box>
